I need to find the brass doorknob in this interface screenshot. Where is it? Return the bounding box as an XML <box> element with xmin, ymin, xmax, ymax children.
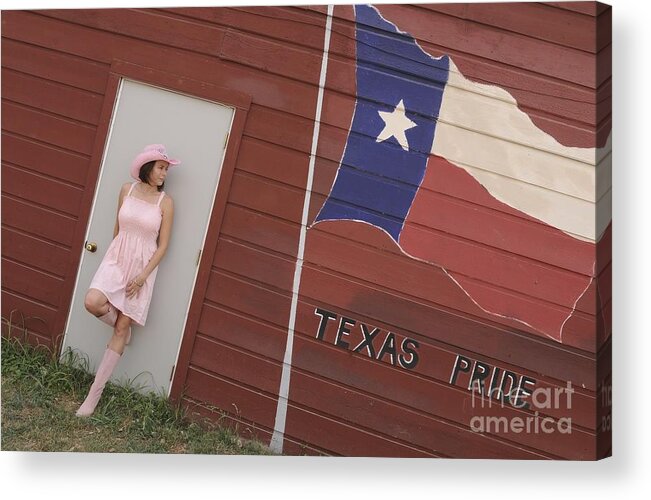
<box><xmin>85</xmin><ymin>241</ymin><xmax>97</xmax><ymax>253</ymax></box>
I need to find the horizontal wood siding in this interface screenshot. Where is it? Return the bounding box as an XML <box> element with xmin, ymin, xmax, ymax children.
<box><xmin>292</xmin><ymin>2</ymin><xmax>609</xmax><ymax>458</ymax></box>
<box><xmin>1</xmin><ymin>3</ymin><xmax>610</xmax><ymax>459</ymax></box>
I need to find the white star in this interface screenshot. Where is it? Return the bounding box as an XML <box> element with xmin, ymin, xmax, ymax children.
<box><xmin>376</xmin><ymin>99</ymin><xmax>417</xmax><ymax>152</ymax></box>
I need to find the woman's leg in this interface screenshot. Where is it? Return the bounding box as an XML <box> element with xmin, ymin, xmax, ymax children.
<box><xmin>84</xmin><ymin>288</ymin><xmax>110</xmax><ymax>316</ymax></box>
<box><xmin>84</xmin><ymin>289</ymin><xmax>117</xmax><ymax>327</ymax></box>
<box><xmin>107</xmin><ymin>312</ymin><xmax>132</xmax><ymax>355</ymax></box>
<box><xmin>76</xmin><ymin>312</ymin><xmax>134</xmax><ymax>417</ymax></box>
<box><xmin>75</xmin><ymin>345</ymin><xmax>122</xmax><ymax>417</ymax></box>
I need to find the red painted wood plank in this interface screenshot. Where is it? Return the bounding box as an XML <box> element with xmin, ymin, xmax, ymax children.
<box><xmin>224</xmin><ymin>170</ymin><xmax>597</xmax><ymax>318</ymax></box>
<box><xmin>228</xmin><ymin>171</ymin><xmax>304</xmax><ymax>225</ymax></box>
<box><xmin>208</xmin><ymin>240</ymin><xmax>590</xmax><ymax>432</ymax></box>
<box><xmin>219</xmin><ymin>29</ymin><xmax>323</xmax><ymax>86</ymax></box>
<box><xmin>1</xmin><ymin>38</ymin><xmax>109</xmax><ymax>94</ymax></box>
<box><xmin>567</xmin><ymin>265</ymin><xmax>611</xmax><ymax>353</ymax></box>
<box><xmin>1</xmin><ymin>134</ymin><xmax>89</xmax><ymax>186</ymax></box>
<box><xmin>288</xmin><ymin>334</ymin><xmax>594</xmax><ymax>459</ymax></box>
<box><xmin>545</xmin><ymin>2</ymin><xmax>607</xmax><ymax>16</ymax></box>
<box><xmin>0</xmin><ymin>10</ymin><xmax>152</xmax><ymax>60</ymax></box>
<box><xmin>160</xmin><ymin>6</ymin><xmax>327</xmax><ymax>51</ymax></box>
<box><xmin>289</xmin><ymin>369</ymin><xmax>553</xmax><ymax>459</ymax></box>
<box><xmin>1</xmin><ymin>101</ymin><xmax>96</xmax><ymax>156</ymax></box>
<box><xmin>2</xmin><ymin>68</ymin><xmax>103</xmax><ymax>125</ymax></box>
<box><xmin>197</xmin><ymin>290</ymin><xmax>594</xmax><ymax>458</ymax></box>
<box><xmin>597</xmin><ymin>338</ymin><xmax>611</xmax><ymax>382</ymax></box>
<box><xmin>297</xmin><ymin>289</ymin><xmax>593</xmax><ymax>409</ymax></box>
<box><xmin>419</xmin><ymin>3</ymin><xmax>601</xmax><ymax>52</ymax></box>
<box><xmin>190</xmin><ymin>336</ymin><xmax>281</xmax><ymax>395</ymax></box>
<box><xmin>238</xmin><ymin>152</ymin><xmax>596</xmax><ymax>278</ymax></box>
<box><xmin>413</xmin><ymin>155</ymin><xmax>597</xmax><ymax>276</ymax></box>
<box><xmin>1</xmin><ymin>11</ymin><xmax>317</xmax><ymax>121</ymax></box>
<box><xmin>1</xmin><ymin>227</ymin><xmax>71</xmax><ymax>278</ymax></box>
<box><xmin>442</xmin><ymin>271</ymin><xmax>595</xmax><ymax>351</ymax></box>
<box><xmin>421</xmin><ymin>155</ymin><xmax>594</xmax><ymax>245</ymax></box>
<box><xmin>596</xmin><ymin>6</ymin><xmax>612</xmax><ymax>51</ymax></box>
<box><xmin>217</xmin><ymin>200</ymin><xmax>598</xmax><ymax>351</ymax></box>
<box><xmin>2</xmin><ymin>164</ymin><xmax>84</xmax><ymax>217</ymax></box>
<box><xmin>214</xmin><ymin>236</ymin><xmax>295</xmax><ymax>292</ymax></box>
<box><xmin>311</xmin><ymin>147</ymin><xmax>599</xmax><ymax>308</ymax></box>
<box><xmin>179</xmin><ymin>397</ymin><xmax>277</xmax><ymax>451</ymax></box>
<box><xmin>297</xmin><ymin>262</ymin><xmax>596</xmax><ymax>388</ymax></box>
<box><xmin>330</xmin><ymin>3</ymin><xmax>599</xmax><ymax>96</ymax></box>
<box><xmin>220</xmin><ymin>203</ymin><xmax>299</xmax><ymax>257</ymax></box>
<box><xmin>1</xmin><ymin>290</ymin><xmax>57</xmax><ymax>340</ymax></box>
<box><xmin>197</xmin><ymin>302</ymin><xmax>287</xmax><ymax>362</ymax></box>
<box><xmin>243</xmin><ymin>104</ymin><xmax>314</xmax><ymax>154</ymax></box>
<box><xmin>404</xmin><ymin>189</ymin><xmax>594</xmax><ymax>277</ymax></box>
<box><xmin>284</xmin><ymin>404</ymin><xmax>437</xmax><ymax>457</ymax></box>
<box><xmin>210</xmin><ymin>238</ymin><xmax>591</xmax><ymax>398</ymax></box>
<box><xmin>596</xmin><ymin>223</ymin><xmax>612</xmax><ymax>275</ymax></box>
<box><xmin>301</xmin><ymin>225</ymin><xmax>597</xmax><ymax>352</ymax></box>
<box><xmin>204</xmin><ymin>270</ymin><xmax>291</xmax><ymax>331</ymax></box>
<box><xmin>325</xmin><ymin>4</ymin><xmax>601</xmax><ymax>88</ymax></box>
<box><xmin>194</xmin><ymin>258</ymin><xmax>598</xmax><ymax>452</ymax></box>
<box><xmin>309</xmin><ymin>223</ymin><xmax>595</xmax><ymax>317</ymax></box>
<box><xmin>290</xmin><ymin>306</ymin><xmax>596</xmax><ymax>429</ymax></box>
<box><xmin>596</xmin><ymin>299</ymin><xmax>611</xmax><ymax>348</ymax></box>
<box><xmin>200</xmin><ymin>254</ymin><xmax>596</xmax><ymax>391</ymax></box>
<box><xmin>183</xmin><ymin>394</ymin><xmax>331</xmax><ymax>456</ymax></box>
<box><xmin>35</xmin><ymin>8</ymin><xmax>226</xmax><ymax>57</ymax></box>
<box><xmin>192</xmin><ymin>10</ymin><xmax>355</xmax><ymax>111</ymax></box>
<box><xmin>1</xmin><ymin>196</ymin><xmax>76</xmax><ymax>247</ymax></box>
<box><xmin>597</xmin><ymin>76</ymin><xmax>612</xmax><ymax>121</ymax></box>
<box><xmin>2</xmin><ymin>326</ymin><xmax>54</xmax><ymax>350</ymax></box>
<box><xmin>596</xmin><ymin>40</ymin><xmax>611</xmax><ymax>90</ymax></box>
<box><xmin>298</xmin><ymin>5</ymin><xmax>329</xmax><ymax>15</ymax></box>
<box><xmin>596</xmin><ymin>371</ymin><xmax>612</xmax><ymax>458</ymax></box>
<box><xmin>235</xmin><ymin>136</ymin><xmax>309</xmax><ymax>189</ymax></box>
<box><xmin>376</xmin><ymin>4</ymin><xmax>596</xmax><ymax>88</ymax></box>
<box><xmin>1</xmin><ymin>258</ymin><xmax>64</xmax><ymax>309</ymax></box>
<box><xmin>184</xmin><ymin>366</ymin><xmax>277</xmax><ymax>430</ymax></box>
<box><xmin>346</xmin><ymin>223</ymin><xmax>595</xmax><ymax>317</ymax></box>
<box><xmin>597</xmin><ymin>261</ymin><xmax>612</xmax><ymax>308</ymax></box>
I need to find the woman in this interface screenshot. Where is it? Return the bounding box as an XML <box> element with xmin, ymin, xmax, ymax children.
<box><xmin>76</xmin><ymin>144</ymin><xmax>180</xmax><ymax>417</ymax></box>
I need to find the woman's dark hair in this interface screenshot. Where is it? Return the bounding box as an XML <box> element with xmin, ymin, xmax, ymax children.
<box><xmin>139</xmin><ymin>160</ymin><xmax>165</xmax><ymax>192</ymax></box>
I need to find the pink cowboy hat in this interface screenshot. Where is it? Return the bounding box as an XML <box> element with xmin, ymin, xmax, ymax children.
<box><xmin>130</xmin><ymin>144</ymin><xmax>181</xmax><ymax>180</ymax></box>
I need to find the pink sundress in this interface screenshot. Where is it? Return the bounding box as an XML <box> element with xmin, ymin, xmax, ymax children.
<box><xmin>89</xmin><ymin>182</ymin><xmax>165</xmax><ymax>326</ymax></box>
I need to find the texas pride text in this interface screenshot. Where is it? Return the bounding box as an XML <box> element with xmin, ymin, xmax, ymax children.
<box><xmin>313</xmin><ymin>308</ymin><xmax>420</xmax><ymax>370</ymax></box>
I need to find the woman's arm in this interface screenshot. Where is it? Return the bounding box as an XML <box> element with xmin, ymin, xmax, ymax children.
<box><xmin>126</xmin><ymin>195</ymin><xmax>174</xmax><ymax>295</ymax></box>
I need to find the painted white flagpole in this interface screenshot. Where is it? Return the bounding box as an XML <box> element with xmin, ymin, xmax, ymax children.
<box><xmin>269</xmin><ymin>4</ymin><xmax>335</xmax><ymax>454</ymax></box>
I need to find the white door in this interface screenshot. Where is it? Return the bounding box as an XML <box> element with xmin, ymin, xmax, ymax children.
<box><xmin>62</xmin><ymin>79</ymin><xmax>234</xmax><ymax>396</ymax></box>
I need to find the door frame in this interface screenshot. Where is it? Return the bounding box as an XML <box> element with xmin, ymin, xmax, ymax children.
<box><xmin>56</xmin><ymin>58</ymin><xmax>251</xmax><ymax>399</ymax></box>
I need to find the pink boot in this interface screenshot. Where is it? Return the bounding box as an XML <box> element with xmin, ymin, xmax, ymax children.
<box><xmin>75</xmin><ymin>347</ymin><xmax>122</xmax><ymax>417</ymax></box>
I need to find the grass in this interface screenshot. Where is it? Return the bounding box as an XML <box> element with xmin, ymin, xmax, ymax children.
<box><xmin>1</xmin><ymin>325</ymin><xmax>272</xmax><ymax>455</ymax></box>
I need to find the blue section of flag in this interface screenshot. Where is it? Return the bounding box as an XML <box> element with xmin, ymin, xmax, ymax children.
<box><xmin>315</xmin><ymin>4</ymin><xmax>450</xmax><ymax>241</ymax></box>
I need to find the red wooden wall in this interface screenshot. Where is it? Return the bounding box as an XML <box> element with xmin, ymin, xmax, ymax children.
<box><xmin>1</xmin><ymin>3</ymin><xmax>611</xmax><ymax>459</ymax></box>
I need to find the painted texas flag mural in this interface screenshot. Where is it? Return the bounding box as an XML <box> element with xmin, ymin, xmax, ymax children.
<box><xmin>313</xmin><ymin>4</ymin><xmax>611</xmax><ymax>344</ymax></box>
